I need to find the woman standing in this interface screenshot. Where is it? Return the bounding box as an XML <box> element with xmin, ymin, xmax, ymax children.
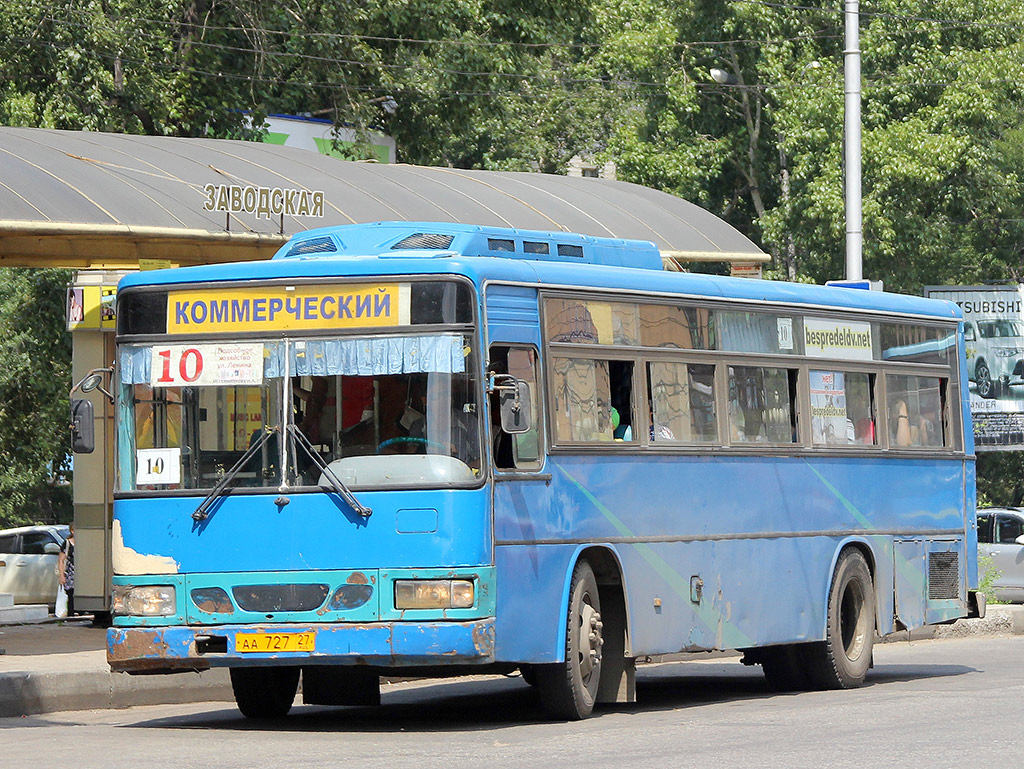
<box><xmin>57</xmin><ymin>525</ymin><xmax>75</xmax><ymax>617</ymax></box>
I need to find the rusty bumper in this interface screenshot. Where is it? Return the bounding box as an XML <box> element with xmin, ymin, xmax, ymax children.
<box><xmin>108</xmin><ymin>619</ymin><xmax>496</xmax><ymax>673</ymax></box>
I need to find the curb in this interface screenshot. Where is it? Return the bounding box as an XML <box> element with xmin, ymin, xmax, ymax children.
<box><xmin>0</xmin><ymin>667</ymin><xmax>233</xmax><ymax>719</ymax></box>
<box><xmin>880</xmin><ymin>604</ymin><xmax>1024</xmax><ymax>643</ymax></box>
<box><xmin>2</xmin><ymin>606</ymin><xmax>1022</xmax><ymax>719</ymax></box>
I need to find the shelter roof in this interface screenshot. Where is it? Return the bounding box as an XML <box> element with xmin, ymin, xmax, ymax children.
<box><xmin>0</xmin><ymin>127</ymin><xmax>766</xmax><ymax>269</ymax></box>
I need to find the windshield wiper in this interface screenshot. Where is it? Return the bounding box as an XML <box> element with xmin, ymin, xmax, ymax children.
<box><xmin>192</xmin><ymin>426</ymin><xmax>278</xmax><ymax>521</ymax></box>
<box><xmin>287</xmin><ymin>424</ymin><xmax>372</xmax><ymax>518</ymax></box>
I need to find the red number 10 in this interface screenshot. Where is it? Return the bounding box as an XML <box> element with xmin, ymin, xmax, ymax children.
<box><xmin>155</xmin><ymin>348</ymin><xmax>204</xmax><ymax>383</ymax></box>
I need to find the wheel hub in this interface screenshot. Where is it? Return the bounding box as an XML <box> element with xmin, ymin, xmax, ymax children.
<box><xmin>579</xmin><ymin>602</ymin><xmax>603</xmax><ymax>678</ymax></box>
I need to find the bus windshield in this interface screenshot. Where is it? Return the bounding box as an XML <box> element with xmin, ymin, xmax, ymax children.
<box><xmin>116</xmin><ymin>333</ymin><xmax>481</xmax><ymax>492</ymax></box>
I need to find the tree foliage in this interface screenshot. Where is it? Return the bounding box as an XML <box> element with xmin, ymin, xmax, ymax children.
<box><xmin>4</xmin><ymin>0</ymin><xmax>1024</xmax><ymax>511</ymax></box>
<box><xmin>0</xmin><ymin>270</ymin><xmax>73</xmax><ymax>527</ymax></box>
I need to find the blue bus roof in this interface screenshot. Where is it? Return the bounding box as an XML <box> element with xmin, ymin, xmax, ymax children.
<box><xmin>118</xmin><ymin>222</ymin><xmax>960</xmax><ymax>321</ymax></box>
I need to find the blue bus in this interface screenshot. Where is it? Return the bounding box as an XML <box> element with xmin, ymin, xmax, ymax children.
<box><xmin>93</xmin><ymin>221</ymin><xmax>981</xmax><ymax>720</ymax></box>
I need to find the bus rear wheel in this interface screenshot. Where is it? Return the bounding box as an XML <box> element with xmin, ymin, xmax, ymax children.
<box><xmin>230</xmin><ymin>666</ymin><xmax>300</xmax><ymax>718</ymax></box>
<box><xmin>536</xmin><ymin>560</ymin><xmax>603</xmax><ymax>720</ymax></box>
<box><xmin>804</xmin><ymin>549</ymin><xmax>875</xmax><ymax>689</ymax></box>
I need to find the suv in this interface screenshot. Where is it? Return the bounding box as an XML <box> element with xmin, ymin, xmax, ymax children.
<box><xmin>978</xmin><ymin>507</ymin><xmax>1024</xmax><ymax>603</ymax></box>
<box><xmin>0</xmin><ymin>524</ymin><xmax>70</xmax><ymax>606</ymax></box>
<box><xmin>964</xmin><ymin>319</ymin><xmax>1024</xmax><ymax>399</ymax></box>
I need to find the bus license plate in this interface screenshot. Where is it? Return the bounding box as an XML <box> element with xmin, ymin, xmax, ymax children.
<box><xmin>234</xmin><ymin>632</ymin><xmax>315</xmax><ymax>653</ymax></box>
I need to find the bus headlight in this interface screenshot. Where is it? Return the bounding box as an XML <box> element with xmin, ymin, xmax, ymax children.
<box><xmin>112</xmin><ymin>585</ymin><xmax>177</xmax><ymax>616</ymax></box>
<box><xmin>394</xmin><ymin>579</ymin><xmax>474</xmax><ymax>610</ymax></box>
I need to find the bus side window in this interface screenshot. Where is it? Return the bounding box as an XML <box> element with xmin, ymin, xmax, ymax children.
<box><xmin>550</xmin><ymin>355</ymin><xmax>635</xmax><ymax>443</ymax></box>
<box><xmin>489</xmin><ymin>346</ymin><xmax>542</xmax><ymax>469</ymax></box>
<box><xmin>609</xmin><ymin>360</ymin><xmax>635</xmax><ymax>441</ymax></box>
<box><xmin>810</xmin><ymin>370</ymin><xmax>875</xmax><ymax>446</ymax></box>
<box><xmin>727</xmin><ymin>365</ymin><xmax>798</xmax><ymax>444</ymax></box>
<box><xmin>886</xmin><ymin>374</ymin><xmax>945</xmax><ymax>448</ymax></box>
<box><xmin>647</xmin><ymin>360</ymin><xmax>717</xmax><ymax>442</ymax></box>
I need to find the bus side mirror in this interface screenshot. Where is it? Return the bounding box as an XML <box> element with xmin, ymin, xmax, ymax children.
<box><xmin>499</xmin><ymin>380</ymin><xmax>532</xmax><ymax>434</ymax></box>
<box><xmin>70</xmin><ymin>398</ymin><xmax>95</xmax><ymax>454</ymax></box>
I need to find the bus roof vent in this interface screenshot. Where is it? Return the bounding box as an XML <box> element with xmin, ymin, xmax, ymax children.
<box><xmin>487</xmin><ymin>238</ymin><xmax>516</xmax><ymax>252</ymax></box>
<box><xmin>271</xmin><ymin>222</ymin><xmax>664</xmax><ymax>269</ymax></box>
<box><xmin>391</xmin><ymin>233</ymin><xmax>455</xmax><ymax>250</ymax></box>
<box><xmin>286</xmin><ymin>235</ymin><xmax>338</xmax><ymax>256</ymax></box>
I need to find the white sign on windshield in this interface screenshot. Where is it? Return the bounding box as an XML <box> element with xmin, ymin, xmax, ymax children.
<box><xmin>150</xmin><ymin>344</ymin><xmax>264</xmax><ymax>387</ymax></box>
<box><xmin>136</xmin><ymin>448</ymin><xmax>181</xmax><ymax>485</ymax></box>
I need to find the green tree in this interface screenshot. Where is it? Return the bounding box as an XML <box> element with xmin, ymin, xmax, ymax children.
<box><xmin>0</xmin><ymin>0</ymin><xmax>265</xmax><ymax>136</ymax></box>
<box><xmin>0</xmin><ymin>270</ymin><xmax>73</xmax><ymax>528</ymax></box>
<box><xmin>5</xmin><ymin>0</ymin><xmax>1024</xmax><ymax>512</ymax></box>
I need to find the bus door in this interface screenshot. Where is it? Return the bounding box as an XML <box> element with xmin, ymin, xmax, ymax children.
<box><xmin>485</xmin><ymin>286</ymin><xmax>560</xmax><ymax>661</ymax></box>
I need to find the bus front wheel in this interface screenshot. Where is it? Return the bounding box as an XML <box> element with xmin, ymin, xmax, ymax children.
<box><xmin>804</xmin><ymin>549</ymin><xmax>875</xmax><ymax>689</ymax></box>
<box><xmin>230</xmin><ymin>666</ymin><xmax>300</xmax><ymax>718</ymax></box>
<box><xmin>535</xmin><ymin>560</ymin><xmax>603</xmax><ymax>720</ymax></box>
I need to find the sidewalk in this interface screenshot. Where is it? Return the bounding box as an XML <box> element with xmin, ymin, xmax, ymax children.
<box><xmin>0</xmin><ymin>617</ymin><xmax>231</xmax><ymax>718</ymax></box>
<box><xmin>1</xmin><ymin>607</ymin><xmax>1023</xmax><ymax>719</ymax></box>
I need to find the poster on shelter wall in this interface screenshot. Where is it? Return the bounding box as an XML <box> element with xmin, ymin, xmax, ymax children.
<box><xmin>67</xmin><ymin>285</ymin><xmax>118</xmax><ymax>331</ymax></box>
<box><xmin>925</xmin><ymin>285</ymin><xmax>1024</xmax><ymax>450</ymax></box>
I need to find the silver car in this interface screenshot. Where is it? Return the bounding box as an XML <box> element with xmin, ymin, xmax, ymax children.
<box><xmin>964</xmin><ymin>319</ymin><xmax>1024</xmax><ymax>399</ymax></box>
<box><xmin>978</xmin><ymin>507</ymin><xmax>1024</xmax><ymax>603</ymax></box>
<box><xmin>0</xmin><ymin>524</ymin><xmax>70</xmax><ymax>606</ymax></box>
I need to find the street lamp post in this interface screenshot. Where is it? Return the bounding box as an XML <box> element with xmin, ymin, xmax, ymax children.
<box><xmin>844</xmin><ymin>0</ymin><xmax>863</xmax><ymax>281</ymax></box>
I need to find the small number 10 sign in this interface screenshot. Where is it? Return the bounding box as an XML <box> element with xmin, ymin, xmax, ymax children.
<box><xmin>136</xmin><ymin>448</ymin><xmax>181</xmax><ymax>485</ymax></box>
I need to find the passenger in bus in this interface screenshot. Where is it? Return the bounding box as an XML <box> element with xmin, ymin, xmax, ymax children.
<box><xmin>892</xmin><ymin>399</ymin><xmax>913</xmax><ymax>446</ymax></box>
<box><xmin>611</xmin><ymin>407</ymin><xmax>628</xmax><ymax>440</ymax></box>
<box><xmin>295</xmin><ymin>376</ymin><xmax>330</xmax><ymax>444</ymax></box>
<box><xmin>889</xmin><ymin>397</ymin><xmax>939</xmax><ymax>448</ymax></box>
<box><xmin>294</xmin><ymin>376</ymin><xmax>374</xmax><ymax>447</ymax></box>
<box><xmin>854</xmin><ymin>416</ymin><xmax>876</xmax><ymax>445</ymax></box>
<box><xmin>396</xmin><ymin>378</ymin><xmax>480</xmax><ymax>468</ymax></box>
<box><xmin>649</xmin><ymin>418</ymin><xmax>675</xmax><ymax>441</ymax></box>
<box><xmin>916</xmin><ymin>402</ymin><xmax>941</xmax><ymax>447</ymax></box>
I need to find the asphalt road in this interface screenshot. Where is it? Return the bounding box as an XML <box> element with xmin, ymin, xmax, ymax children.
<box><xmin>4</xmin><ymin>636</ymin><xmax>1019</xmax><ymax>769</ymax></box>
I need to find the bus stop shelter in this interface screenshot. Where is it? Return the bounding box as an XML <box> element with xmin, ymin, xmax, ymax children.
<box><xmin>0</xmin><ymin>126</ymin><xmax>767</xmax><ymax>616</ymax></box>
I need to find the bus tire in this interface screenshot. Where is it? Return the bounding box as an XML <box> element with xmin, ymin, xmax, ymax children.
<box><xmin>804</xmin><ymin>549</ymin><xmax>875</xmax><ymax>689</ymax></box>
<box><xmin>760</xmin><ymin>644</ymin><xmax>812</xmax><ymax>691</ymax></box>
<box><xmin>535</xmin><ymin>560</ymin><xmax>603</xmax><ymax>720</ymax></box>
<box><xmin>230</xmin><ymin>666</ymin><xmax>300</xmax><ymax>718</ymax></box>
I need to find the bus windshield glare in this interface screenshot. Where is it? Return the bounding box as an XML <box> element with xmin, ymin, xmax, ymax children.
<box><xmin>116</xmin><ymin>333</ymin><xmax>482</xmax><ymax>492</ymax></box>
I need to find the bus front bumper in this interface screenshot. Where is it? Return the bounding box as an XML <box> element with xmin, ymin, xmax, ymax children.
<box><xmin>108</xmin><ymin>619</ymin><xmax>495</xmax><ymax>673</ymax></box>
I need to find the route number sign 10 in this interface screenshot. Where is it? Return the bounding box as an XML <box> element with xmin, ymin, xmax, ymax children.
<box><xmin>149</xmin><ymin>344</ymin><xmax>264</xmax><ymax>388</ymax></box>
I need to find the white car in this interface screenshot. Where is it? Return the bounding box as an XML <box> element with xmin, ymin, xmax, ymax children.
<box><xmin>0</xmin><ymin>524</ymin><xmax>70</xmax><ymax>606</ymax></box>
<box><xmin>964</xmin><ymin>319</ymin><xmax>1024</xmax><ymax>399</ymax></box>
<box><xmin>978</xmin><ymin>507</ymin><xmax>1024</xmax><ymax>603</ymax></box>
